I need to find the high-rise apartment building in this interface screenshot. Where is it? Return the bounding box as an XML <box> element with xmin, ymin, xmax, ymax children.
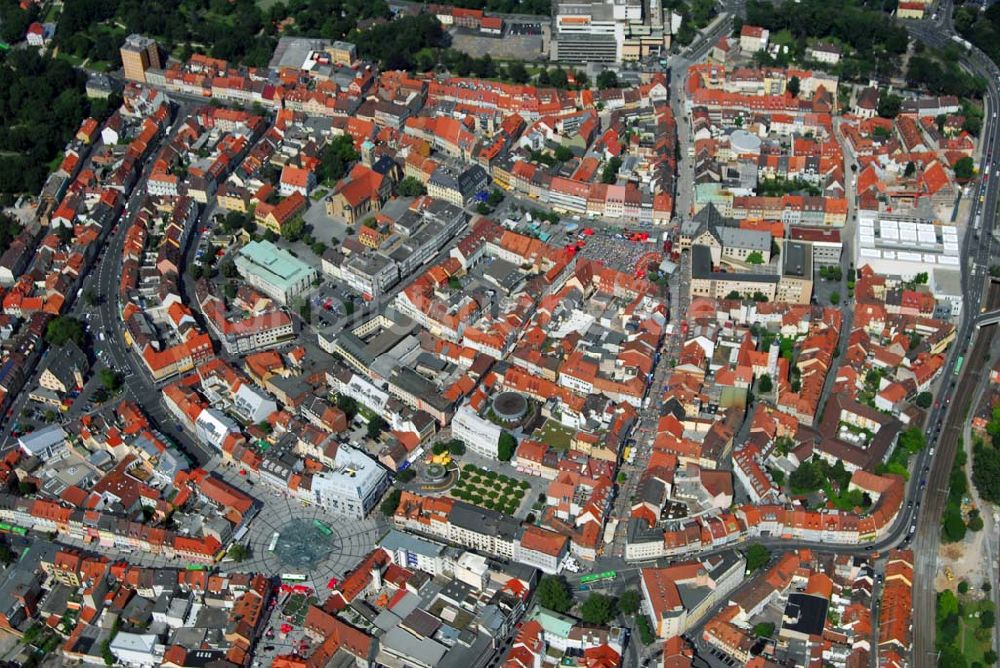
<box><xmin>121</xmin><ymin>34</ymin><xmax>161</xmax><ymax>83</ymax></box>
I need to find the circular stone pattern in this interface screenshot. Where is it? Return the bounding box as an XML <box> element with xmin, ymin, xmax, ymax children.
<box><xmin>273</xmin><ymin>518</ymin><xmax>341</xmax><ymax>570</ymax></box>
<box><xmin>425</xmin><ymin>463</ymin><xmax>448</xmax><ymax>481</ymax></box>
<box><xmin>492</xmin><ymin>391</ymin><xmax>528</xmax><ymax>423</ymax></box>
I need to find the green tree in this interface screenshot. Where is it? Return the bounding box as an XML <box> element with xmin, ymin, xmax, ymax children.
<box><xmin>758</xmin><ymin>374</ymin><xmax>773</xmax><ymax>393</ymax></box>
<box><xmin>938</xmin><ymin>589</ymin><xmax>959</xmax><ymax>621</ymax></box>
<box><xmin>317</xmin><ymin>134</ymin><xmax>360</xmax><ymax>184</ymax></box>
<box><xmin>367</xmin><ymin>416</ymin><xmax>387</xmax><ymax>439</ymax></box>
<box><xmin>787</xmin><ymin>76</ymin><xmax>800</xmax><ymax>97</ymax></box>
<box><xmin>83</xmin><ymin>289</ymin><xmax>98</xmax><ymax>307</ymax></box>
<box><xmin>954</xmin><ymin>156</ymin><xmax>976</xmax><ymax>181</ymax></box>
<box><xmin>448</xmin><ymin>440</ymin><xmax>466</xmax><ymax>456</ymax></box>
<box><xmin>506</xmin><ymin>62</ymin><xmax>530</xmax><ymax>84</ymax></box>
<box><xmin>579</xmin><ymin>593</ymin><xmax>617</xmax><ymax>625</ymax></box>
<box><xmin>915</xmin><ymin>392</ymin><xmax>933</xmax><ymax>408</ymax></box>
<box><xmin>746</xmin><ymin>251</ymin><xmax>765</xmax><ymax>265</ymax></box>
<box><xmin>398</xmin><ymin>176</ymin><xmax>427</xmax><ymax>197</ymax></box>
<box><xmin>596</xmin><ymin>70</ymin><xmax>619</xmax><ymax>89</ymax></box>
<box><xmin>942</xmin><ymin>508</ymin><xmax>966</xmax><ymax>543</ymax></box>
<box><xmin>900</xmin><ymin>427</ymin><xmax>926</xmax><ymax>454</ymax></box>
<box><xmin>981</xmin><ymin>609</ymin><xmax>995</xmax><ymax>629</ymax></box>
<box><xmin>98</xmin><ymin>369</ymin><xmax>121</xmax><ymax>393</ymax></box>
<box><xmin>380</xmin><ymin>488</ymin><xmax>402</xmax><ymax>516</ymax></box>
<box><xmin>618</xmin><ymin>589</ymin><xmax>641</xmax><ymax>616</ymax></box>
<box><xmin>537</xmin><ymin>575</ymin><xmax>573</xmax><ymax>613</ymax></box>
<box><xmin>985</xmin><ymin>650</ymin><xmax>998</xmax><ymax>665</ymax></box>
<box><xmin>498</xmin><ymin>432</ymin><xmax>517</xmax><ymax>461</ymax></box>
<box><xmin>830</xmin><ymin>291</ymin><xmax>841</xmax><ymax>305</ymax></box>
<box><xmin>282</xmin><ymin>216</ymin><xmax>306</xmax><ymax>242</ymax></box>
<box><xmin>548</xmin><ymin>67</ymin><xmax>568</xmax><ymax>89</ymax></box>
<box><xmin>45</xmin><ymin>316</ymin><xmax>84</xmax><ymax>347</ymax></box>
<box><xmin>635</xmin><ymin>615</ymin><xmax>656</xmax><ymax>645</ymax></box>
<box><xmin>746</xmin><ymin>544</ymin><xmax>770</xmax><ymax>573</ymax></box>
<box><xmin>227</xmin><ymin>543</ymin><xmax>249</xmax><ymax>562</ymax></box>
<box><xmin>790</xmin><ymin>461</ymin><xmax>824</xmax><ymax>493</ymax></box>
<box><xmin>877</xmin><ymin>94</ymin><xmax>902</xmax><ymax>119</ymax></box>
<box><xmin>554</xmin><ymin>144</ymin><xmax>574</xmax><ymax>162</ymax></box>
<box><xmin>335</xmin><ymin>394</ymin><xmax>358</xmax><ymax>419</ymax></box>
<box><xmin>753</xmin><ymin>622</ymin><xmax>775</xmax><ymax>638</ymax></box>
<box><xmin>958</xmin><ymin>580</ymin><xmax>970</xmax><ymax>594</ymax></box>
<box><xmin>601</xmin><ymin>157</ymin><xmax>623</xmax><ymax>184</ymax></box>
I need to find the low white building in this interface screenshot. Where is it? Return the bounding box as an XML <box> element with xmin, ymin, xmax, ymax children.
<box><xmin>454</xmin><ymin>551</ymin><xmax>490</xmax><ymax>591</ymax></box>
<box><xmin>855</xmin><ymin>212</ymin><xmax>962</xmax><ymax>317</ymax></box>
<box><xmin>380</xmin><ymin>529</ymin><xmax>454</xmax><ymax>577</ymax></box>
<box><xmin>855</xmin><ymin>212</ymin><xmax>960</xmax><ymax>280</ymax></box>
<box><xmin>109</xmin><ymin>633</ymin><xmax>165</xmax><ymax>667</ymax></box>
<box><xmin>18</xmin><ymin>425</ymin><xmax>69</xmax><ymax>460</ymax></box>
<box><xmin>309</xmin><ymin>444</ymin><xmax>389</xmax><ymax>519</ymax></box>
<box><xmin>806</xmin><ymin>43</ymin><xmax>841</xmax><ymax>65</ymax></box>
<box><xmin>231</xmin><ymin>384</ymin><xmax>277</xmax><ymax>424</ymax></box>
<box><xmin>451</xmin><ymin>404</ymin><xmax>503</xmax><ymax>459</ymax></box>
<box><xmin>195</xmin><ymin>408</ymin><xmax>240</xmax><ymax>450</ymax></box>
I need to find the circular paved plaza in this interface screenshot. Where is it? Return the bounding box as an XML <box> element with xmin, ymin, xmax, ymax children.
<box><xmin>222</xmin><ymin>494</ymin><xmax>387</xmax><ymax>592</ymax></box>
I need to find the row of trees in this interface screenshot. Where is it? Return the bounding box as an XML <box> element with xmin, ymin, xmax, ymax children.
<box><xmin>972</xmin><ymin>405</ymin><xmax>1000</xmax><ymax>506</ymax></box>
<box><xmin>941</xmin><ymin>445</ymin><xmax>980</xmax><ymax>543</ymax></box>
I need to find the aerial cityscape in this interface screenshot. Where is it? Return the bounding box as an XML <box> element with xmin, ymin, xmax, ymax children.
<box><xmin>0</xmin><ymin>0</ymin><xmax>998</xmax><ymax>666</ymax></box>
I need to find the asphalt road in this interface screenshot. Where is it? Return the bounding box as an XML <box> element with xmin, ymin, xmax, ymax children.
<box><xmin>86</xmin><ymin>101</ymin><xmax>218</xmax><ymax>467</ymax></box>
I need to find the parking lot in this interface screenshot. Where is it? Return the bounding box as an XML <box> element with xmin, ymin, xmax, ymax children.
<box><xmin>449</xmin><ymin>30</ymin><xmax>545</xmax><ymax>61</ymax></box>
<box><xmin>507</xmin><ymin>22</ymin><xmax>542</xmax><ymax>35</ymax></box>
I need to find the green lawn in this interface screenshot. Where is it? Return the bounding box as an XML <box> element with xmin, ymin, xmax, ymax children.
<box><xmin>959</xmin><ymin>598</ymin><xmax>995</xmax><ymax>665</ymax></box>
<box><xmin>535</xmin><ymin>420</ymin><xmax>574</xmax><ymax>451</ymax></box>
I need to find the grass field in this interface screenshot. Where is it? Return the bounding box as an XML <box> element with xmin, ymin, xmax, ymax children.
<box><xmin>958</xmin><ymin>598</ymin><xmax>995</xmax><ymax>665</ymax></box>
<box><xmin>535</xmin><ymin>420</ymin><xmax>574</xmax><ymax>450</ymax></box>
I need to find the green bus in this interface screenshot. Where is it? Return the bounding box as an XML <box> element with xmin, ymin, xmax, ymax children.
<box><xmin>954</xmin><ymin>355</ymin><xmax>964</xmax><ymax>375</ymax></box>
<box><xmin>0</xmin><ymin>522</ymin><xmax>11</xmax><ymax>533</ymax></box>
<box><xmin>186</xmin><ymin>564</ymin><xmax>207</xmax><ymax>571</ymax></box>
<box><xmin>313</xmin><ymin>520</ymin><xmax>332</xmax><ymax>536</ymax></box>
<box><xmin>579</xmin><ymin>570</ymin><xmax>617</xmax><ymax>585</ymax></box>
<box><xmin>12</xmin><ymin>527</ymin><xmax>26</xmax><ymax>536</ymax></box>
